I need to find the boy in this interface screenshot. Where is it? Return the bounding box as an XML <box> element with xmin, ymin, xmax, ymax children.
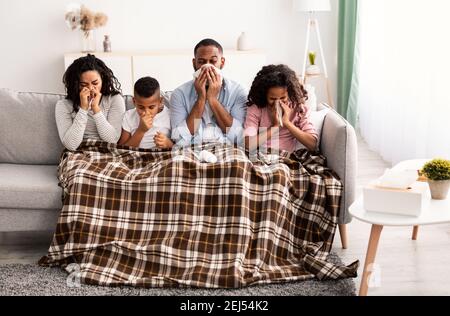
<box><xmin>118</xmin><ymin>77</ymin><xmax>173</xmax><ymax>149</ymax></box>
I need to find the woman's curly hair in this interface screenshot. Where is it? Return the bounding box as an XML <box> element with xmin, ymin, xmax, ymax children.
<box><xmin>247</xmin><ymin>64</ymin><xmax>308</xmax><ymax>114</ymax></box>
<box><xmin>63</xmin><ymin>54</ymin><xmax>122</xmax><ymax>112</ymax></box>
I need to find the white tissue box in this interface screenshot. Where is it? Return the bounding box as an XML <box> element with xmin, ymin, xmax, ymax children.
<box><xmin>363</xmin><ymin>181</ymin><xmax>429</xmax><ymax>217</ymax></box>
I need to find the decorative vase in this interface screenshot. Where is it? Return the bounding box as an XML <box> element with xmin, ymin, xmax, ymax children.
<box><xmin>427</xmin><ymin>180</ymin><xmax>450</xmax><ymax>200</ymax></box>
<box><xmin>103</xmin><ymin>35</ymin><xmax>111</xmax><ymax>52</ymax></box>
<box><xmin>81</xmin><ymin>29</ymin><xmax>96</xmax><ymax>53</ymax></box>
<box><xmin>237</xmin><ymin>32</ymin><xmax>251</xmax><ymax>51</ymax></box>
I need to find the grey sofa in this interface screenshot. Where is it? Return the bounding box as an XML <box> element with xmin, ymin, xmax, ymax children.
<box><xmin>0</xmin><ymin>89</ymin><xmax>357</xmax><ymax>247</ymax></box>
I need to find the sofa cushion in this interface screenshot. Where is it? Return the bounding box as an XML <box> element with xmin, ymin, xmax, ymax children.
<box><xmin>0</xmin><ymin>89</ymin><xmax>65</xmax><ymax>165</ymax></box>
<box><xmin>0</xmin><ymin>164</ymin><xmax>62</xmax><ymax>210</ymax></box>
<box><xmin>296</xmin><ymin>107</ymin><xmax>329</xmax><ymax>150</ymax></box>
<box><xmin>124</xmin><ymin>95</ymin><xmax>134</xmax><ymax>110</ymax></box>
<box><xmin>0</xmin><ymin>209</ymin><xmax>60</xmax><ymax>232</ymax></box>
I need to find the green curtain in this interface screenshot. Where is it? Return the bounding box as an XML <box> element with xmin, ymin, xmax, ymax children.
<box><xmin>337</xmin><ymin>0</ymin><xmax>358</xmax><ymax>126</ymax></box>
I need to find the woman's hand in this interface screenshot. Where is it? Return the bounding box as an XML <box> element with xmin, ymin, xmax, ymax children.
<box><xmin>90</xmin><ymin>86</ymin><xmax>102</xmax><ymax>114</ymax></box>
<box><xmin>79</xmin><ymin>87</ymin><xmax>91</xmax><ymax>111</ymax></box>
<box><xmin>154</xmin><ymin>132</ymin><xmax>174</xmax><ymax>149</ymax></box>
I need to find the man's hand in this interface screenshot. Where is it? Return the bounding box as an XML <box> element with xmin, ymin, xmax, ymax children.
<box><xmin>138</xmin><ymin>112</ymin><xmax>154</xmax><ymax>133</ymax></box>
<box><xmin>187</xmin><ymin>68</ymin><xmax>208</xmax><ymax>135</ymax></box>
<box><xmin>154</xmin><ymin>132</ymin><xmax>174</xmax><ymax>149</ymax></box>
<box><xmin>194</xmin><ymin>68</ymin><xmax>208</xmax><ymax>101</ymax></box>
<box><xmin>206</xmin><ymin>67</ymin><xmax>222</xmax><ymax>102</ymax></box>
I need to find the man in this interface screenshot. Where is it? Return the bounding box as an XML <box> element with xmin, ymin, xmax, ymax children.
<box><xmin>170</xmin><ymin>39</ymin><xmax>247</xmax><ymax>147</ymax></box>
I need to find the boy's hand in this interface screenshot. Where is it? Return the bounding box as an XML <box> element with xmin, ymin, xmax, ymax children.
<box><xmin>138</xmin><ymin>112</ymin><xmax>154</xmax><ymax>132</ymax></box>
<box><xmin>154</xmin><ymin>132</ymin><xmax>174</xmax><ymax>149</ymax></box>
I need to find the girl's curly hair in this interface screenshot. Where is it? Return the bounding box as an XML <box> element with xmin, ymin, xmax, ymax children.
<box><xmin>63</xmin><ymin>54</ymin><xmax>122</xmax><ymax>112</ymax></box>
<box><xmin>247</xmin><ymin>64</ymin><xmax>308</xmax><ymax>114</ymax></box>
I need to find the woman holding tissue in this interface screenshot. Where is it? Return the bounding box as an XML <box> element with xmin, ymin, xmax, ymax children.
<box><xmin>244</xmin><ymin>64</ymin><xmax>318</xmax><ymax>153</ymax></box>
<box><xmin>55</xmin><ymin>54</ymin><xmax>125</xmax><ymax>151</ymax></box>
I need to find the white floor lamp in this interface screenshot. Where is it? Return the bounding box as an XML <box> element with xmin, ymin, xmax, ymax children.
<box><xmin>294</xmin><ymin>0</ymin><xmax>334</xmax><ymax>107</ymax></box>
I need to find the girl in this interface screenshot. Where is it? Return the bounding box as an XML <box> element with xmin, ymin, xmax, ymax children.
<box><xmin>244</xmin><ymin>64</ymin><xmax>318</xmax><ymax>153</ymax></box>
<box><xmin>55</xmin><ymin>54</ymin><xmax>126</xmax><ymax>151</ymax></box>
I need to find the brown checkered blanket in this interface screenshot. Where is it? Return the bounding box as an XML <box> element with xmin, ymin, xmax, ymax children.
<box><xmin>39</xmin><ymin>140</ymin><xmax>358</xmax><ymax>288</ymax></box>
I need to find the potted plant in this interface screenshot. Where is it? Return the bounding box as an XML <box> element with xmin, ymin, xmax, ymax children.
<box><xmin>421</xmin><ymin>158</ymin><xmax>450</xmax><ymax>200</ymax></box>
<box><xmin>306</xmin><ymin>51</ymin><xmax>321</xmax><ymax>76</ymax></box>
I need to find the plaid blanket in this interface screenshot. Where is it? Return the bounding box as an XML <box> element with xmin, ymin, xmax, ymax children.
<box><xmin>39</xmin><ymin>140</ymin><xmax>358</xmax><ymax>288</ymax></box>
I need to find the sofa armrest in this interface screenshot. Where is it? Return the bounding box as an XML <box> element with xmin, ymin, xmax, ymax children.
<box><xmin>318</xmin><ymin>103</ymin><xmax>358</xmax><ymax>224</ymax></box>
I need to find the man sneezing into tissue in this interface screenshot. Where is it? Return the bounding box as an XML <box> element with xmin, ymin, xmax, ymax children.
<box><xmin>169</xmin><ymin>38</ymin><xmax>248</xmax><ymax>147</ymax></box>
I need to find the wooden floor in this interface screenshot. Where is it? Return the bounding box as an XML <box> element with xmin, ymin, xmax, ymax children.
<box><xmin>1</xmin><ymin>135</ymin><xmax>449</xmax><ymax>296</ymax></box>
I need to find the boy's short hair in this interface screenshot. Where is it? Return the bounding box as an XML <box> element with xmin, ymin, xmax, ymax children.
<box><xmin>134</xmin><ymin>77</ymin><xmax>160</xmax><ymax>98</ymax></box>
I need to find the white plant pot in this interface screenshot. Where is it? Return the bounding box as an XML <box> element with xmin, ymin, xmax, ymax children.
<box><xmin>306</xmin><ymin>65</ymin><xmax>321</xmax><ymax>76</ymax></box>
<box><xmin>427</xmin><ymin>180</ymin><xmax>450</xmax><ymax>200</ymax></box>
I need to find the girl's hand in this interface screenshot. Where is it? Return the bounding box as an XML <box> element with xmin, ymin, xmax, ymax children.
<box><xmin>280</xmin><ymin>101</ymin><xmax>293</xmax><ymax>126</ymax></box>
<box><xmin>154</xmin><ymin>132</ymin><xmax>174</xmax><ymax>149</ymax></box>
<box><xmin>79</xmin><ymin>87</ymin><xmax>91</xmax><ymax>111</ymax></box>
<box><xmin>269</xmin><ymin>102</ymin><xmax>280</xmax><ymax>128</ymax></box>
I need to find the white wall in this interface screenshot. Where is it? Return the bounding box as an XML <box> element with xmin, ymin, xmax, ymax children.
<box><xmin>0</xmin><ymin>0</ymin><xmax>338</xmax><ymax>104</ymax></box>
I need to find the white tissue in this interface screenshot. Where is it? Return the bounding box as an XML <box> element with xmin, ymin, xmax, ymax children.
<box><xmin>193</xmin><ymin>64</ymin><xmax>223</xmax><ymax>81</ymax></box>
<box><xmin>199</xmin><ymin>150</ymin><xmax>218</xmax><ymax>163</ymax></box>
<box><xmin>258</xmin><ymin>152</ymin><xmax>280</xmax><ymax>165</ymax></box>
<box><xmin>275</xmin><ymin>100</ymin><xmax>283</xmax><ymax>127</ymax></box>
<box><xmin>375</xmin><ymin>169</ymin><xmax>418</xmax><ymax>190</ymax></box>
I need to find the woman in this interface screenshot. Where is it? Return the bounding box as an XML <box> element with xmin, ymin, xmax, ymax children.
<box><xmin>56</xmin><ymin>54</ymin><xmax>125</xmax><ymax>151</ymax></box>
<box><xmin>244</xmin><ymin>64</ymin><xmax>318</xmax><ymax>153</ymax></box>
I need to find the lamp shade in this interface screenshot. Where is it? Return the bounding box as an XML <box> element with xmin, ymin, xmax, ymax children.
<box><xmin>293</xmin><ymin>0</ymin><xmax>331</xmax><ymax>12</ymax></box>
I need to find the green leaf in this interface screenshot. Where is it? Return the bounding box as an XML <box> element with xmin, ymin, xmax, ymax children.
<box><xmin>309</xmin><ymin>51</ymin><xmax>316</xmax><ymax>66</ymax></box>
<box><xmin>421</xmin><ymin>158</ymin><xmax>450</xmax><ymax>181</ymax></box>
